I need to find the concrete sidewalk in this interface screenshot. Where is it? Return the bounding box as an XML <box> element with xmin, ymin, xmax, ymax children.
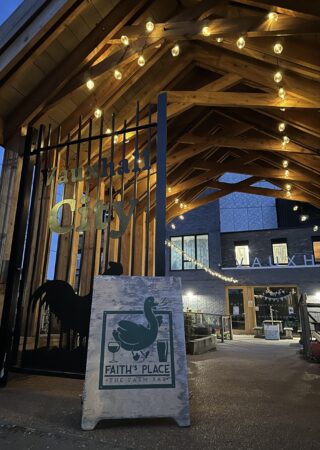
<box><xmin>1</xmin><ymin>338</ymin><xmax>319</xmax><ymax>449</ymax></box>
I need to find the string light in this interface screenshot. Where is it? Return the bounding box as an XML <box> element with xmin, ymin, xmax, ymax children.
<box><xmin>236</xmin><ymin>36</ymin><xmax>246</xmax><ymax>49</ymax></box>
<box><xmin>146</xmin><ymin>21</ymin><xmax>155</xmax><ymax>32</ymax></box>
<box><xmin>179</xmin><ymin>215</ymin><xmax>184</xmax><ymax>220</ymax></box>
<box><xmin>216</xmin><ymin>37</ymin><xmax>224</xmax><ymax>43</ymax></box>
<box><xmin>165</xmin><ymin>240</ymin><xmax>238</xmax><ymax>283</ymax></box>
<box><xmin>174</xmin><ymin>198</ymin><xmax>179</xmax><ymax>204</ymax></box>
<box><xmin>86</xmin><ymin>79</ymin><xmax>95</xmax><ymax>90</ymax></box>
<box><xmin>284</xmin><ymin>169</ymin><xmax>289</xmax><ymax>177</ymax></box>
<box><xmin>293</xmin><ymin>205</ymin><xmax>299</xmax><ymax>211</ymax></box>
<box><xmin>171</xmin><ymin>223</ymin><xmax>176</xmax><ymax>230</ymax></box>
<box><xmin>280</xmin><ymin>107</ymin><xmax>286</xmax><ymax>112</ymax></box>
<box><xmin>114</xmin><ymin>69</ymin><xmax>122</xmax><ymax>80</ymax></box>
<box><xmin>273</xmin><ymin>42</ymin><xmax>283</xmax><ymax>54</ymax></box>
<box><xmin>171</xmin><ymin>44</ymin><xmax>180</xmax><ymax>57</ymax></box>
<box><xmin>274</xmin><ymin>71</ymin><xmax>282</xmax><ymax>83</ymax></box>
<box><xmin>106</xmin><ymin>128</ymin><xmax>111</xmax><ymax>134</ymax></box>
<box><xmin>168</xmin><ymin>187</ymin><xmax>172</xmax><ymax>193</ymax></box>
<box><xmin>179</xmin><ymin>202</ymin><xmax>184</xmax><ymax>209</ymax></box>
<box><xmin>282</xmin><ymin>135</ymin><xmax>290</xmax><ymax>146</ymax></box>
<box><xmin>278</xmin><ymin>122</ymin><xmax>286</xmax><ymax>132</ymax></box>
<box><xmin>120</xmin><ymin>35</ymin><xmax>130</xmax><ymax>46</ymax></box>
<box><xmin>202</xmin><ymin>26</ymin><xmax>210</xmax><ymax>36</ymax></box>
<box><xmin>138</xmin><ymin>55</ymin><xmax>145</xmax><ymax>66</ymax></box>
<box><xmin>94</xmin><ymin>108</ymin><xmax>102</xmax><ymax>118</ymax></box>
<box><xmin>113</xmin><ymin>135</ymin><xmax>119</xmax><ymax>144</ymax></box>
<box><xmin>282</xmin><ymin>160</ymin><xmax>289</xmax><ymax>168</ymax></box>
<box><xmin>300</xmin><ymin>215</ymin><xmax>309</xmax><ymax>222</ymax></box>
<box><xmin>278</xmin><ymin>87</ymin><xmax>286</xmax><ymax>99</ymax></box>
<box><xmin>268</xmin><ymin>12</ymin><xmax>278</xmax><ymax>21</ymax></box>
<box><xmin>313</xmin><ymin>225</ymin><xmax>319</xmax><ymax>232</ymax></box>
<box><xmin>285</xmin><ymin>183</ymin><xmax>292</xmax><ymax>191</ymax></box>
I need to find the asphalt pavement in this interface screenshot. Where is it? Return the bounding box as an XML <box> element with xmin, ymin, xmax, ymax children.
<box><xmin>0</xmin><ymin>337</ymin><xmax>319</xmax><ymax>450</ymax></box>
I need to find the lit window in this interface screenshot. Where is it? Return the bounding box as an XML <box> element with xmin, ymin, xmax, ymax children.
<box><xmin>170</xmin><ymin>235</ymin><xmax>209</xmax><ymax>270</ymax></box>
<box><xmin>312</xmin><ymin>238</ymin><xmax>320</xmax><ymax>263</ymax></box>
<box><xmin>235</xmin><ymin>242</ymin><xmax>249</xmax><ymax>266</ymax></box>
<box><xmin>272</xmin><ymin>239</ymin><xmax>288</xmax><ymax>264</ymax></box>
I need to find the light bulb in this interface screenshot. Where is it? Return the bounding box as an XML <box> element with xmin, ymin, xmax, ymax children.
<box><xmin>202</xmin><ymin>26</ymin><xmax>210</xmax><ymax>36</ymax></box>
<box><xmin>273</xmin><ymin>42</ymin><xmax>283</xmax><ymax>54</ymax></box>
<box><xmin>138</xmin><ymin>55</ymin><xmax>145</xmax><ymax>66</ymax></box>
<box><xmin>286</xmin><ymin>191</ymin><xmax>292</xmax><ymax>198</ymax></box>
<box><xmin>236</xmin><ymin>36</ymin><xmax>246</xmax><ymax>49</ymax></box>
<box><xmin>284</xmin><ymin>169</ymin><xmax>289</xmax><ymax>177</ymax></box>
<box><xmin>268</xmin><ymin>12</ymin><xmax>278</xmax><ymax>21</ymax></box>
<box><xmin>94</xmin><ymin>108</ymin><xmax>102</xmax><ymax>118</ymax></box>
<box><xmin>106</xmin><ymin>128</ymin><xmax>111</xmax><ymax>134</ymax></box>
<box><xmin>285</xmin><ymin>183</ymin><xmax>292</xmax><ymax>191</ymax></box>
<box><xmin>171</xmin><ymin>44</ymin><xmax>180</xmax><ymax>57</ymax></box>
<box><xmin>274</xmin><ymin>71</ymin><xmax>282</xmax><ymax>83</ymax></box>
<box><xmin>168</xmin><ymin>187</ymin><xmax>172</xmax><ymax>193</ymax></box>
<box><xmin>114</xmin><ymin>69</ymin><xmax>122</xmax><ymax>80</ymax></box>
<box><xmin>113</xmin><ymin>135</ymin><xmax>119</xmax><ymax>144</ymax></box>
<box><xmin>86</xmin><ymin>79</ymin><xmax>94</xmax><ymax>90</ymax></box>
<box><xmin>179</xmin><ymin>215</ymin><xmax>184</xmax><ymax>220</ymax></box>
<box><xmin>120</xmin><ymin>35</ymin><xmax>130</xmax><ymax>46</ymax></box>
<box><xmin>216</xmin><ymin>37</ymin><xmax>224</xmax><ymax>43</ymax></box>
<box><xmin>183</xmin><ymin>204</ymin><xmax>187</xmax><ymax>209</ymax></box>
<box><xmin>278</xmin><ymin>122</ymin><xmax>286</xmax><ymax>132</ymax></box>
<box><xmin>174</xmin><ymin>198</ymin><xmax>179</xmax><ymax>204</ymax></box>
<box><xmin>282</xmin><ymin>160</ymin><xmax>289</xmax><ymax>168</ymax></box>
<box><xmin>280</xmin><ymin>107</ymin><xmax>286</xmax><ymax>112</ymax></box>
<box><xmin>282</xmin><ymin>135</ymin><xmax>290</xmax><ymax>145</ymax></box>
<box><xmin>313</xmin><ymin>225</ymin><xmax>319</xmax><ymax>232</ymax></box>
<box><xmin>171</xmin><ymin>223</ymin><xmax>176</xmax><ymax>230</ymax></box>
<box><xmin>300</xmin><ymin>214</ymin><xmax>309</xmax><ymax>222</ymax></box>
<box><xmin>278</xmin><ymin>87</ymin><xmax>286</xmax><ymax>99</ymax></box>
<box><xmin>180</xmin><ymin>203</ymin><xmax>184</xmax><ymax>209</ymax></box>
<box><xmin>146</xmin><ymin>21</ymin><xmax>154</xmax><ymax>32</ymax></box>
<box><xmin>293</xmin><ymin>205</ymin><xmax>299</xmax><ymax>211</ymax></box>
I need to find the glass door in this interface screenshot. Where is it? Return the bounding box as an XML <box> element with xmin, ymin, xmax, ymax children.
<box><xmin>228</xmin><ymin>289</ymin><xmax>245</xmax><ymax>330</ymax></box>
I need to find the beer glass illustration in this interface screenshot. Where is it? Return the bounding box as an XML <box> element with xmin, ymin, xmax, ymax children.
<box><xmin>108</xmin><ymin>341</ymin><xmax>120</xmax><ymax>363</ymax></box>
<box><xmin>157</xmin><ymin>339</ymin><xmax>168</xmax><ymax>362</ymax></box>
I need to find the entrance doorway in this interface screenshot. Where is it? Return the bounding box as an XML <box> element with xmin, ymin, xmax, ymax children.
<box><xmin>228</xmin><ymin>289</ymin><xmax>245</xmax><ymax>330</ymax></box>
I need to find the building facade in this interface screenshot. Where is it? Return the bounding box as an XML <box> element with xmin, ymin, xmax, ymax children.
<box><xmin>166</xmin><ymin>188</ymin><xmax>320</xmax><ymax>334</ymax></box>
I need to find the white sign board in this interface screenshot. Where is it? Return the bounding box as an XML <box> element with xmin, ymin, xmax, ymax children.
<box><xmin>264</xmin><ymin>324</ymin><xmax>280</xmax><ymax>340</ymax></box>
<box><xmin>81</xmin><ymin>276</ymin><xmax>190</xmax><ymax>430</ymax></box>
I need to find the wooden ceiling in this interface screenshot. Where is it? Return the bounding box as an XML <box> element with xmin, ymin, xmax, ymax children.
<box><xmin>1</xmin><ymin>0</ymin><xmax>320</xmax><ymax>220</ymax></box>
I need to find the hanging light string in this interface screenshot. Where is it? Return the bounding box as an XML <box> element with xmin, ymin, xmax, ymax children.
<box><xmin>165</xmin><ymin>239</ymin><xmax>239</xmax><ymax>284</ymax></box>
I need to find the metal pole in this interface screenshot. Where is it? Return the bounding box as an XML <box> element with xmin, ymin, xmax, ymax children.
<box><xmin>0</xmin><ymin>127</ymin><xmax>35</xmax><ymax>387</ymax></box>
<box><xmin>155</xmin><ymin>92</ymin><xmax>167</xmax><ymax>277</ymax></box>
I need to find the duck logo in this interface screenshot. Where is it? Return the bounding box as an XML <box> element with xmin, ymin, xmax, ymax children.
<box><xmin>99</xmin><ymin>297</ymin><xmax>175</xmax><ymax>389</ymax></box>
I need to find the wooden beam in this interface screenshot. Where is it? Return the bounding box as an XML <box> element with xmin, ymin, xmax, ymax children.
<box><xmin>178</xmin><ymin>134</ymin><xmax>315</xmax><ymax>154</ymax></box>
<box><xmin>232</xmin><ymin>0</ymin><xmax>320</xmax><ymax>20</ymax></box>
<box><xmin>195</xmin><ymin>45</ymin><xmax>320</xmax><ymax>106</ymax></box>
<box><xmin>111</xmin><ymin>15</ymin><xmax>320</xmax><ymax>42</ymax></box>
<box><xmin>165</xmin><ymin>91</ymin><xmax>320</xmax><ymax>108</ymax></box>
<box><xmin>4</xmin><ymin>0</ymin><xmax>149</xmax><ymax>142</ymax></box>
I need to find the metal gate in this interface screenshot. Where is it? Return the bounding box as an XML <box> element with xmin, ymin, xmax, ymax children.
<box><xmin>0</xmin><ymin>93</ymin><xmax>167</xmax><ymax>383</ymax></box>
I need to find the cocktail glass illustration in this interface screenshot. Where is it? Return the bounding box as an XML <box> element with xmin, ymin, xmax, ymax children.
<box><xmin>108</xmin><ymin>341</ymin><xmax>120</xmax><ymax>363</ymax></box>
<box><xmin>157</xmin><ymin>339</ymin><xmax>168</xmax><ymax>362</ymax></box>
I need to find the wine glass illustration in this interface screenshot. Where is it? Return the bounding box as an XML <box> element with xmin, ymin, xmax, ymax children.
<box><xmin>108</xmin><ymin>341</ymin><xmax>120</xmax><ymax>363</ymax></box>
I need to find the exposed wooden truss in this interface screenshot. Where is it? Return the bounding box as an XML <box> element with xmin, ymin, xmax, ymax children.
<box><xmin>1</xmin><ymin>0</ymin><xmax>320</xmax><ymax>222</ymax></box>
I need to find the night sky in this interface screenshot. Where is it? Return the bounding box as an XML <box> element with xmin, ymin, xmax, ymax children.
<box><xmin>0</xmin><ymin>0</ymin><xmax>23</xmax><ymax>25</ymax></box>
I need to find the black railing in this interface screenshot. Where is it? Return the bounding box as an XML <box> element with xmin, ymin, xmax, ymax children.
<box><xmin>184</xmin><ymin>312</ymin><xmax>233</xmax><ymax>343</ymax></box>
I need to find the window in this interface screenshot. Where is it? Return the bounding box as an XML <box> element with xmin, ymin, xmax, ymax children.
<box><xmin>170</xmin><ymin>234</ymin><xmax>209</xmax><ymax>270</ymax></box>
<box><xmin>272</xmin><ymin>239</ymin><xmax>288</xmax><ymax>264</ymax></box>
<box><xmin>234</xmin><ymin>241</ymin><xmax>249</xmax><ymax>266</ymax></box>
<box><xmin>312</xmin><ymin>237</ymin><xmax>320</xmax><ymax>263</ymax></box>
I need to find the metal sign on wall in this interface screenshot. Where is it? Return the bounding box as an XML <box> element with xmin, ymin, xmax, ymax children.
<box><xmin>81</xmin><ymin>276</ymin><xmax>190</xmax><ymax>429</ymax></box>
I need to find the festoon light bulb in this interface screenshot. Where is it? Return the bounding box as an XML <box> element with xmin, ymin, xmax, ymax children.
<box><xmin>278</xmin><ymin>122</ymin><xmax>286</xmax><ymax>132</ymax></box>
<box><xmin>236</xmin><ymin>36</ymin><xmax>246</xmax><ymax>49</ymax></box>
<box><xmin>273</xmin><ymin>42</ymin><xmax>283</xmax><ymax>54</ymax></box>
<box><xmin>274</xmin><ymin>71</ymin><xmax>282</xmax><ymax>83</ymax></box>
<box><xmin>137</xmin><ymin>55</ymin><xmax>145</xmax><ymax>67</ymax></box>
<box><xmin>114</xmin><ymin>69</ymin><xmax>122</xmax><ymax>80</ymax></box>
<box><xmin>171</xmin><ymin>44</ymin><xmax>180</xmax><ymax>57</ymax></box>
